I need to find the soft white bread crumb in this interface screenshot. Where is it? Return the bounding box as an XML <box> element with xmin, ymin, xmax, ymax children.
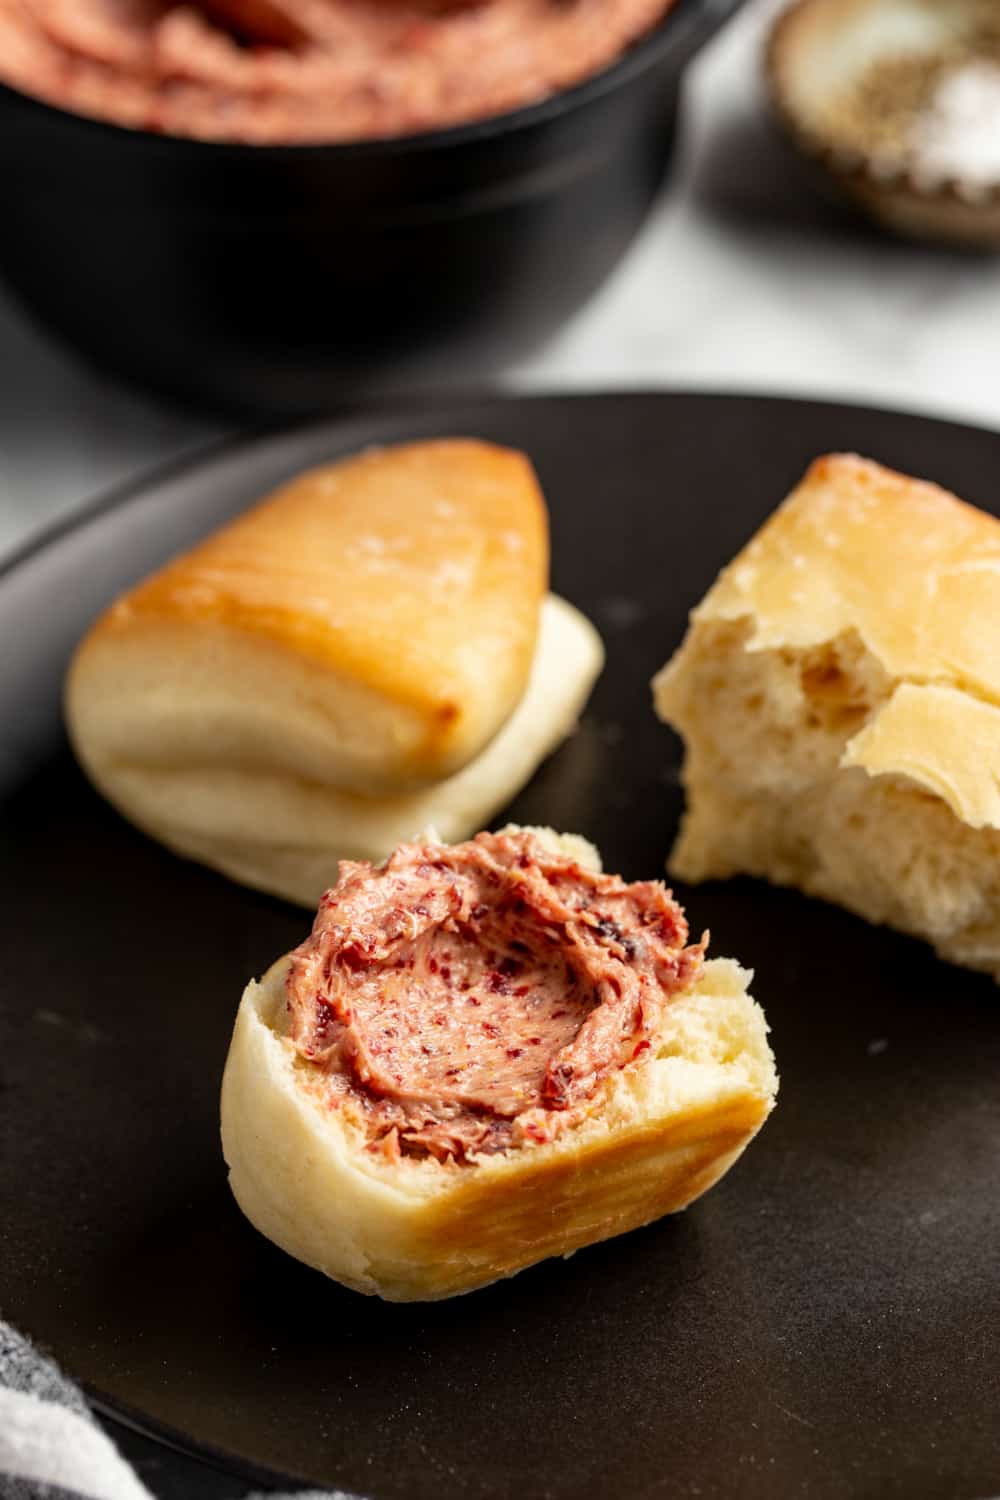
<box><xmin>654</xmin><ymin>453</ymin><xmax>1000</xmax><ymax>979</ymax></box>
<box><xmin>220</xmin><ymin>831</ymin><xmax>777</xmax><ymax>1301</ymax></box>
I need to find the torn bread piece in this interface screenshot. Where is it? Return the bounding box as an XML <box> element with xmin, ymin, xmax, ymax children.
<box><xmin>66</xmin><ymin>440</ymin><xmax>604</xmax><ymax>906</ymax></box>
<box><xmin>655</xmin><ymin>452</ymin><xmax>1000</xmax><ymax>978</ymax></box>
<box><xmin>220</xmin><ymin>826</ymin><xmax>777</xmax><ymax>1300</ymax></box>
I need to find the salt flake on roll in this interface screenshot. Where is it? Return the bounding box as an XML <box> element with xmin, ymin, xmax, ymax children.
<box><xmin>220</xmin><ymin>826</ymin><xmax>777</xmax><ymax>1301</ymax></box>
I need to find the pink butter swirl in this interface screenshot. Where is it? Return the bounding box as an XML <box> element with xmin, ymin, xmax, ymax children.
<box><xmin>286</xmin><ymin>828</ymin><xmax>706</xmax><ymax>1162</ymax></box>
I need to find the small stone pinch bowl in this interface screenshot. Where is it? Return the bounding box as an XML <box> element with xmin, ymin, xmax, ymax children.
<box><xmin>767</xmin><ymin>0</ymin><xmax>1000</xmax><ymax>247</ymax></box>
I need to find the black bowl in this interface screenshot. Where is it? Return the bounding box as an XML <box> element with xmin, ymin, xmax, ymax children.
<box><xmin>0</xmin><ymin>0</ymin><xmax>743</xmax><ymax>419</ymax></box>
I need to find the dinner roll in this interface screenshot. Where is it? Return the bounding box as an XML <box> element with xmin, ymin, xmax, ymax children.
<box><xmin>66</xmin><ymin>440</ymin><xmax>604</xmax><ymax>906</ymax></box>
<box><xmin>220</xmin><ymin>827</ymin><xmax>777</xmax><ymax>1301</ymax></box>
<box><xmin>655</xmin><ymin>452</ymin><xmax>1000</xmax><ymax>979</ymax></box>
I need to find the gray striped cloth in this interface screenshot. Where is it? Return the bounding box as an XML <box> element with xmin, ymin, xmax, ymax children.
<box><xmin>8</xmin><ymin>1317</ymin><xmax>997</xmax><ymax>1500</ymax></box>
<box><xmin>0</xmin><ymin>1322</ymin><xmax>354</xmax><ymax>1500</ymax></box>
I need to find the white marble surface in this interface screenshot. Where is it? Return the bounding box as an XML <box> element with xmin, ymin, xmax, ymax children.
<box><xmin>3</xmin><ymin>0</ymin><xmax>1000</xmax><ymax>561</ymax></box>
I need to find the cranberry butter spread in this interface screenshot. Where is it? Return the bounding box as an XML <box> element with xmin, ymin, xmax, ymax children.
<box><xmin>286</xmin><ymin>828</ymin><xmax>706</xmax><ymax>1163</ymax></box>
<box><xmin>0</xmin><ymin>0</ymin><xmax>679</xmax><ymax>144</ymax></box>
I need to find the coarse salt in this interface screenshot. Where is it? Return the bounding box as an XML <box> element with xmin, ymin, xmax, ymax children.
<box><xmin>909</xmin><ymin>60</ymin><xmax>1000</xmax><ymax>189</ymax></box>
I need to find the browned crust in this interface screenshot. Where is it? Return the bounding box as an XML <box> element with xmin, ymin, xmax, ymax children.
<box><xmin>408</xmin><ymin>1095</ymin><xmax>769</xmax><ymax>1294</ymax></box>
<box><xmin>685</xmin><ymin>452</ymin><xmax>1000</xmax><ymax>716</ymax></box>
<box><xmin>221</xmin><ymin>947</ymin><xmax>776</xmax><ymax>1300</ymax></box>
<box><xmin>76</xmin><ymin>439</ymin><xmax>549</xmax><ymax>780</ymax></box>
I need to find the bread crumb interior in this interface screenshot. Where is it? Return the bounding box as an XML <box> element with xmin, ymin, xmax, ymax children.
<box><xmin>663</xmin><ymin>619</ymin><xmax>1000</xmax><ymax>977</ymax></box>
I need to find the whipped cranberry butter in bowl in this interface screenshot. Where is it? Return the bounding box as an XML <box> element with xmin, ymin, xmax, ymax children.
<box><xmin>0</xmin><ymin>0</ymin><xmax>747</xmax><ymax>416</ymax></box>
<box><xmin>0</xmin><ymin>0</ymin><xmax>685</xmax><ymax>143</ymax></box>
<box><xmin>221</xmin><ymin>825</ymin><xmax>777</xmax><ymax>1300</ymax></box>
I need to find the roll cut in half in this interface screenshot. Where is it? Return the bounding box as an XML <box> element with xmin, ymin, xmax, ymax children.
<box><xmin>220</xmin><ymin>825</ymin><xmax>777</xmax><ymax>1300</ymax></box>
<box><xmin>66</xmin><ymin>440</ymin><xmax>604</xmax><ymax>906</ymax></box>
<box><xmin>655</xmin><ymin>453</ymin><xmax>1000</xmax><ymax>979</ymax></box>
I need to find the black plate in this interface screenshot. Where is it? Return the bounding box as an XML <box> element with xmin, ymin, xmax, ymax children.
<box><xmin>2</xmin><ymin>393</ymin><xmax>999</xmax><ymax>1500</ymax></box>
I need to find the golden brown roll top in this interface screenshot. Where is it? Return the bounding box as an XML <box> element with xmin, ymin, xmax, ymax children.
<box><xmin>696</xmin><ymin>452</ymin><xmax>1000</xmax><ymax>717</ymax></box>
<box><xmin>70</xmin><ymin>440</ymin><xmax>549</xmax><ymax>798</ymax></box>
